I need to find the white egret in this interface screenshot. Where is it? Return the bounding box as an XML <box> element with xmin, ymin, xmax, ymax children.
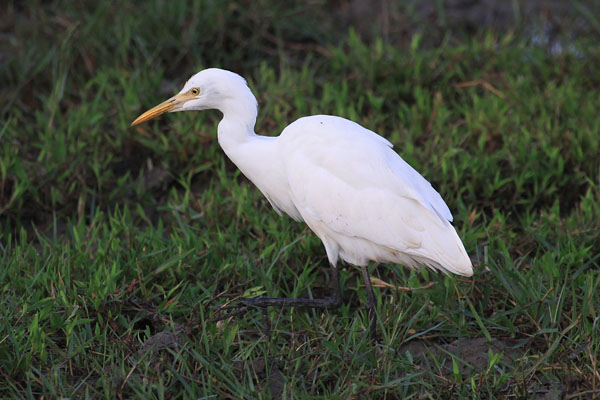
<box><xmin>132</xmin><ymin>68</ymin><xmax>472</xmax><ymax>337</ymax></box>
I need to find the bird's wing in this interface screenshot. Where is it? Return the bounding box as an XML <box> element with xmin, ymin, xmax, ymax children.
<box><xmin>278</xmin><ymin>116</ymin><xmax>463</xmax><ymax>260</ymax></box>
<box><xmin>281</xmin><ymin>115</ymin><xmax>452</xmax><ymax>219</ymax></box>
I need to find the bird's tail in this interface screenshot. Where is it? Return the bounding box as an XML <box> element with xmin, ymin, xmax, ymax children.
<box><xmin>406</xmin><ymin>222</ymin><xmax>473</xmax><ymax>277</ymax></box>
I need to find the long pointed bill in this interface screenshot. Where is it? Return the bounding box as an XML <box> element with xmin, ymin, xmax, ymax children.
<box><xmin>131</xmin><ymin>93</ymin><xmax>191</xmax><ymax>126</ymax></box>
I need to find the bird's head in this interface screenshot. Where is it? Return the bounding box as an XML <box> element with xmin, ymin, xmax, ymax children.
<box><xmin>131</xmin><ymin>68</ymin><xmax>255</xmax><ymax>126</ymax></box>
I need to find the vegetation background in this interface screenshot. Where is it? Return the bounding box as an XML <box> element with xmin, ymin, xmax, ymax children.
<box><xmin>1</xmin><ymin>0</ymin><xmax>600</xmax><ymax>398</ymax></box>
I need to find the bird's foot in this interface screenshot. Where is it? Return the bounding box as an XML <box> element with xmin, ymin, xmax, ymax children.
<box><xmin>239</xmin><ymin>295</ymin><xmax>343</xmax><ymax>310</ymax></box>
<box><xmin>210</xmin><ymin>295</ymin><xmax>342</xmax><ymax>329</ymax></box>
<box><xmin>366</xmin><ymin>306</ymin><xmax>377</xmax><ymax>341</ymax></box>
<box><xmin>210</xmin><ymin>303</ymin><xmax>251</xmax><ymax>322</ymax></box>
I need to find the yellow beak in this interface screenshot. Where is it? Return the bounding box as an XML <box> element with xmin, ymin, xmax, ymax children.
<box><xmin>131</xmin><ymin>93</ymin><xmax>193</xmax><ymax>126</ymax></box>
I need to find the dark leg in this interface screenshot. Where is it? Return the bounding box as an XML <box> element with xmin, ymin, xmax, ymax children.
<box><xmin>212</xmin><ymin>264</ymin><xmax>343</xmax><ymax>322</ymax></box>
<box><xmin>361</xmin><ymin>265</ymin><xmax>377</xmax><ymax>340</ymax></box>
<box><xmin>240</xmin><ymin>264</ymin><xmax>343</xmax><ymax>309</ymax></box>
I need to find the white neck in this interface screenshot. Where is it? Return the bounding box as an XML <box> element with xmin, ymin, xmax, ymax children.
<box><xmin>216</xmin><ymin>86</ymin><xmax>259</xmax><ymax>153</ymax></box>
<box><xmin>215</xmin><ymin>89</ymin><xmax>277</xmax><ymax>186</ymax></box>
<box><xmin>212</xmin><ymin>84</ymin><xmax>299</xmax><ymax>221</ymax></box>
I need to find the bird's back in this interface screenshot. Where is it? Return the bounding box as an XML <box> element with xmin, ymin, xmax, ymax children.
<box><xmin>277</xmin><ymin>115</ymin><xmax>472</xmax><ymax>276</ymax></box>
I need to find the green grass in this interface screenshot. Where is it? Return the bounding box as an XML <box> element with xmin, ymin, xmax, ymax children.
<box><xmin>2</xmin><ymin>0</ymin><xmax>600</xmax><ymax>398</ymax></box>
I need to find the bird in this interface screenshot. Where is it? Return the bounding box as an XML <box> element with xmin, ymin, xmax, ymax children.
<box><xmin>131</xmin><ymin>68</ymin><xmax>473</xmax><ymax>338</ymax></box>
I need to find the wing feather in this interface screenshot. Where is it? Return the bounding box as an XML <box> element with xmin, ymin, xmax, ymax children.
<box><xmin>278</xmin><ymin>115</ymin><xmax>471</xmax><ymax>274</ymax></box>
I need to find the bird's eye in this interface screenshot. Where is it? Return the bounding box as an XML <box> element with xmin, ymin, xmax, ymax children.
<box><xmin>190</xmin><ymin>88</ymin><xmax>200</xmax><ymax>95</ymax></box>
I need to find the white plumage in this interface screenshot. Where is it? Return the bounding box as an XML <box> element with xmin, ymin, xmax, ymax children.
<box><xmin>277</xmin><ymin>115</ymin><xmax>471</xmax><ymax>275</ymax></box>
<box><xmin>132</xmin><ymin>68</ymin><xmax>473</xmax><ymax>334</ymax></box>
